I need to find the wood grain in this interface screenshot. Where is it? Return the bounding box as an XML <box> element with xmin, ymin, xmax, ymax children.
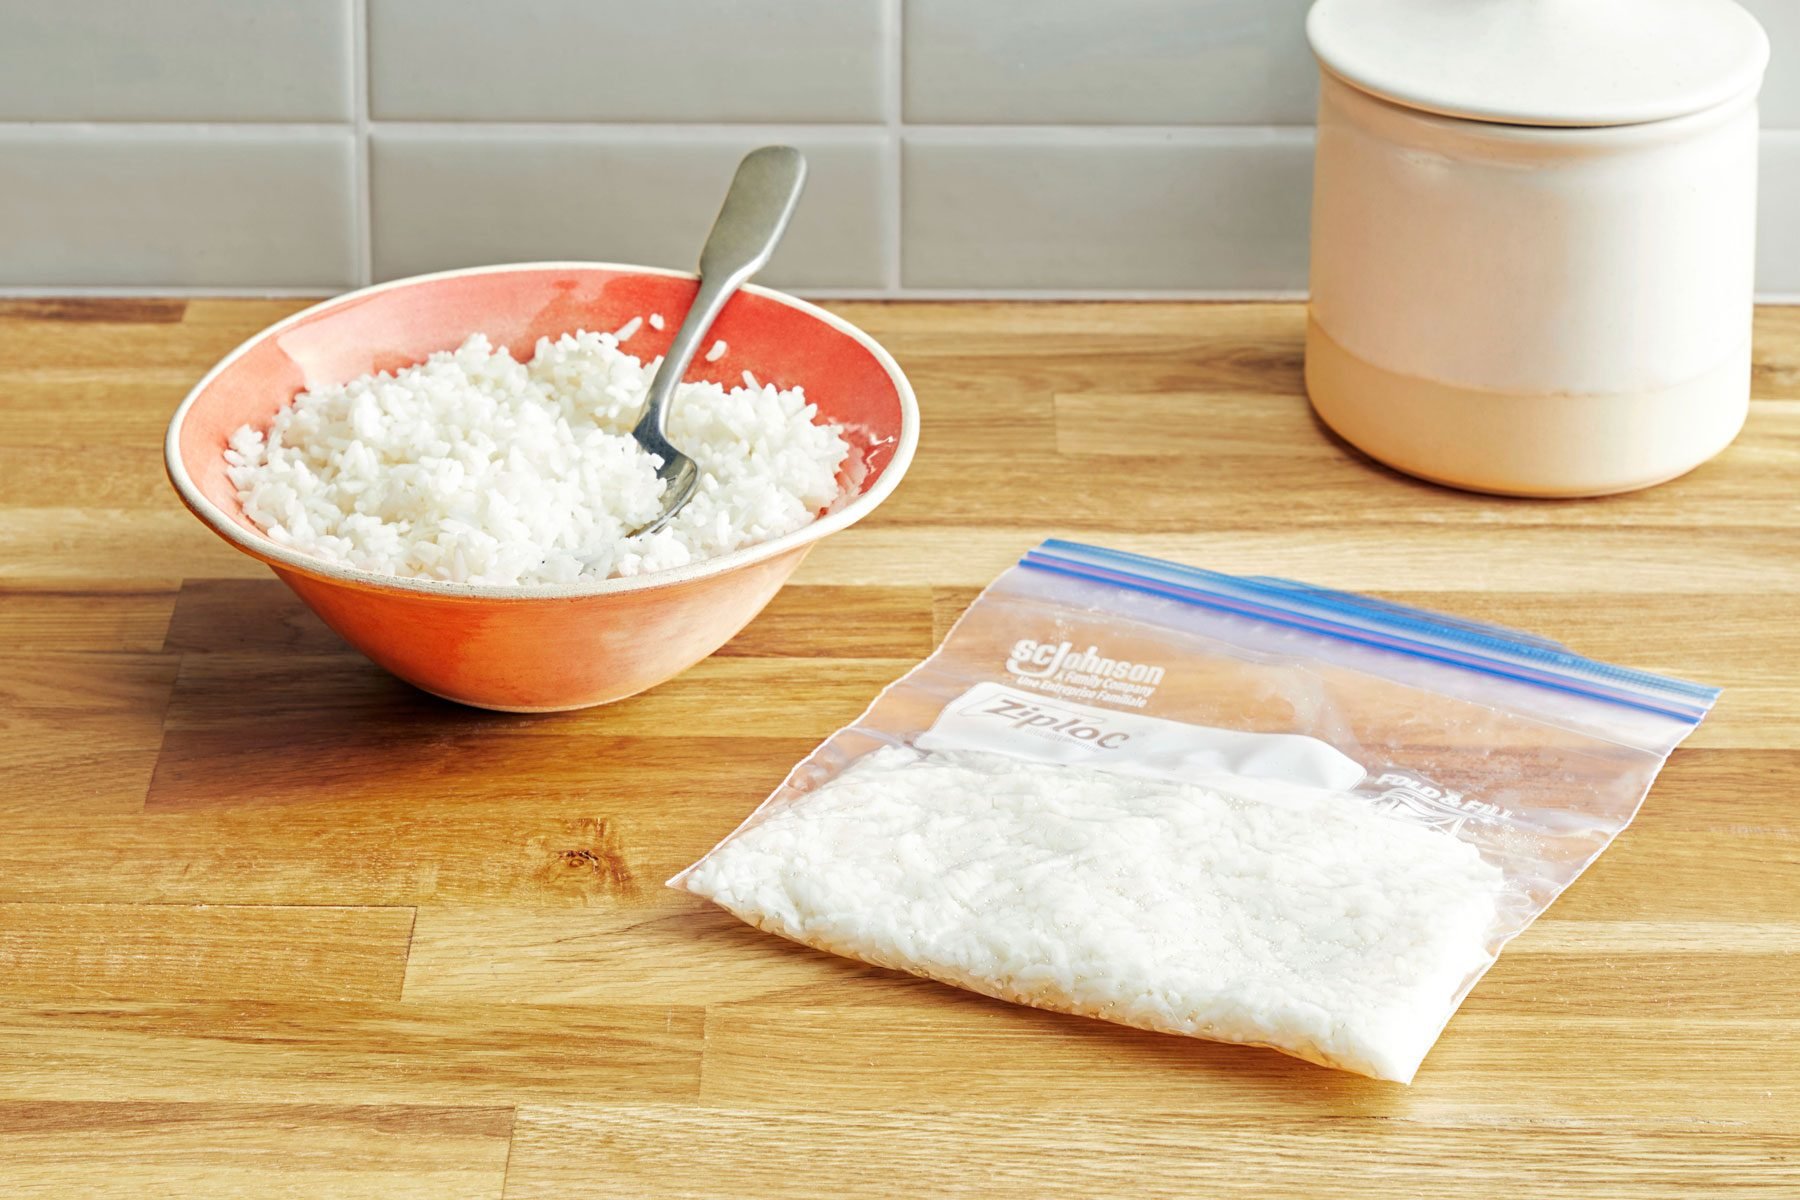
<box><xmin>401</xmin><ymin>903</ymin><xmax>944</xmax><ymax>1006</ymax></box>
<box><xmin>0</xmin><ymin>1102</ymin><xmax>511</xmax><ymax>1200</ymax></box>
<box><xmin>400</xmin><ymin>904</ymin><xmax>1800</xmax><ymax>1018</ymax></box>
<box><xmin>0</xmin><ymin>904</ymin><xmax>414</xmax><ymax>1001</ymax></box>
<box><xmin>0</xmin><ymin>651</ymin><xmax>178</xmax><ymax>817</ymax></box>
<box><xmin>0</xmin><ymin>298</ymin><xmax>187</xmax><ymax>323</ymax></box>
<box><xmin>0</xmin><ymin>587</ymin><xmax>177</xmax><ymax>652</ymax></box>
<box><xmin>0</xmin><ymin>1002</ymin><xmax>703</xmax><ymax>1105</ymax></box>
<box><xmin>697</xmin><ymin>1003</ymin><xmax>1800</xmax><ymax>1122</ymax></box>
<box><xmin>793</xmin><ymin>524</ymin><xmax>1800</xmax><ymax>593</ymax></box>
<box><xmin>2</xmin><ymin>298</ymin><xmax>1797</xmax><ymax>1197</ymax></box>
<box><xmin>502</xmin><ymin>1106</ymin><xmax>1800</xmax><ymax>1199</ymax></box>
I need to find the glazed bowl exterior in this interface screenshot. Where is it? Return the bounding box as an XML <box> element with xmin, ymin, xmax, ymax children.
<box><xmin>1306</xmin><ymin>71</ymin><xmax>1761</xmax><ymax>497</ymax></box>
<box><xmin>165</xmin><ymin>263</ymin><xmax>919</xmax><ymax>711</ymax></box>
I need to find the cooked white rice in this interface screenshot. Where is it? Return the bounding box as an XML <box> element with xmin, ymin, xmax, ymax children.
<box><xmin>677</xmin><ymin>746</ymin><xmax>1506</xmax><ymax>1082</ymax></box>
<box><xmin>224</xmin><ymin>329</ymin><xmax>850</xmax><ymax>585</ymax></box>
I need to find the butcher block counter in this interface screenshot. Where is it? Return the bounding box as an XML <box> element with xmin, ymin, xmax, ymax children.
<box><xmin>2</xmin><ymin>298</ymin><xmax>1798</xmax><ymax>1198</ymax></box>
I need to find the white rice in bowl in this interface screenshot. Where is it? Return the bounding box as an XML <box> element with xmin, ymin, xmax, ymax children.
<box><xmin>223</xmin><ymin>328</ymin><xmax>851</xmax><ymax>585</ymax></box>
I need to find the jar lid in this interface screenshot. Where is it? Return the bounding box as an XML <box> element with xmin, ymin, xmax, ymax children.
<box><xmin>1307</xmin><ymin>0</ymin><xmax>1770</xmax><ymax>127</ymax></box>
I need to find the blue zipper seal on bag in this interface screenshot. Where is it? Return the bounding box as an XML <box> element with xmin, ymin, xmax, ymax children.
<box><xmin>1018</xmin><ymin>540</ymin><xmax>1719</xmax><ymax>724</ymax></box>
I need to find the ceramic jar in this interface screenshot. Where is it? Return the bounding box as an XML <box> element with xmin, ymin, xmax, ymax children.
<box><xmin>1304</xmin><ymin>0</ymin><xmax>1771</xmax><ymax>497</ymax></box>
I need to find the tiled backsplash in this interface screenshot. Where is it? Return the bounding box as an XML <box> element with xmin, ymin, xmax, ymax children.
<box><xmin>2</xmin><ymin>0</ymin><xmax>1797</xmax><ymax>297</ymax></box>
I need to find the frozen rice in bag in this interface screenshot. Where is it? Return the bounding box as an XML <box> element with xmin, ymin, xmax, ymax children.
<box><xmin>672</xmin><ymin>541</ymin><xmax>1716</xmax><ymax>1082</ymax></box>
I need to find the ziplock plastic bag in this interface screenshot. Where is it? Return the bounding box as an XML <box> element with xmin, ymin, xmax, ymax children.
<box><xmin>672</xmin><ymin>540</ymin><xmax>1717</xmax><ymax>1082</ymax></box>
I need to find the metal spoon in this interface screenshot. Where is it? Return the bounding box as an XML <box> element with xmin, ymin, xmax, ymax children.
<box><xmin>628</xmin><ymin>145</ymin><xmax>808</xmax><ymax>536</ymax></box>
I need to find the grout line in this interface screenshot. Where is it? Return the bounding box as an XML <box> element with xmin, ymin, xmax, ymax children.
<box><xmin>352</xmin><ymin>0</ymin><xmax>374</xmax><ymax>288</ymax></box>
<box><xmin>884</xmin><ymin>0</ymin><xmax>904</xmax><ymax>294</ymax></box>
<box><xmin>0</xmin><ymin>119</ymin><xmax>1787</xmax><ymax>139</ymax></box>
<box><xmin>0</xmin><ymin>122</ymin><xmax>350</xmax><ymax>137</ymax></box>
<box><xmin>1</xmin><ymin>119</ymin><xmax>1795</xmax><ymax>138</ymax></box>
<box><xmin>0</xmin><ymin>119</ymin><xmax>1322</xmax><ymax>140</ymax></box>
<box><xmin>364</xmin><ymin>120</ymin><xmax>897</xmax><ymax>141</ymax></box>
<box><xmin>3</xmin><ymin>118</ymin><xmax>1795</xmax><ymax>140</ymax></box>
<box><xmin>898</xmin><ymin>123</ymin><xmax>1318</xmax><ymax>144</ymax></box>
<box><xmin>364</xmin><ymin>120</ymin><xmax>1322</xmax><ymax>141</ymax></box>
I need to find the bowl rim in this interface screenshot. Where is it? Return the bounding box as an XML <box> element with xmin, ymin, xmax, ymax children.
<box><xmin>164</xmin><ymin>260</ymin><xmax>920</xmax><ymax>601</ymax></box>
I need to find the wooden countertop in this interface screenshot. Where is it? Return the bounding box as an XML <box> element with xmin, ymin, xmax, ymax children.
<box><xmin>2</xmin><ymin>298</ymin><xmax>1798</xmax><ymax>1198</ymax></box>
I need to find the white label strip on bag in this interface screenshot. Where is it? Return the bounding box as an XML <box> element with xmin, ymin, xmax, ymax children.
<box><xmin>916</xmin><ymin>681</ymin><xmax>1368</xmax><ymax>792</ymax></box>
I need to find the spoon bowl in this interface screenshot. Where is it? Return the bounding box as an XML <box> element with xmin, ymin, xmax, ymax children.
<box><xmin>632</xmin><ymin>428</ymin><xmax>700</xmax><ymax>538</ymax></box>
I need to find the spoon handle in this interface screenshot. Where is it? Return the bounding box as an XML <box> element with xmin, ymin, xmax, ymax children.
<box><xmin>633</xmin><ymin>146</ymin><xmax>808</xmax><ymax>446</ymax></box>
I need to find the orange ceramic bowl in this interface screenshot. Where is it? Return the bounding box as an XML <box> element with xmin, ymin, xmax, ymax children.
<box><xmin>165</xmin><ymin>262</ymin><xmax>919</xmax><ymax>711</ymax></box>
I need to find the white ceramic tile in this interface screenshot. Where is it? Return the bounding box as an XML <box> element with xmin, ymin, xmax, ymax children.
<box><xmin>370</xmin><ymin>131</ymin><xmax>891</xmax><ymax>289</ymax></box>
<box><xmin>901</xmin><ymin>133</ymin><xmax>1313</xmax><ymax>291</ymax></box>
<box><xmin>1739</xmin><ymin>0</ymin><xmax>1800</xmax><ymax>128</ymax></box>
<box><xmin>0</xmin><ymin>130</ymin><xmax>357</xmax><ymax>288</ymax></box>
<box><xmin>1758</xmin><ymin>133</ymin><xmax>1800</xmax><ymax>295</ymax></box>
<box><xmin>904</xmin><ymin>0</ymin><xmax>1317</xmax><ymax>125</ymax></box>
<box><xmin>369</xmin><ymin>0</ymin><xmax>887</xmax><ymax>122</ymax></box>
<box><xmin>0</xmin><ymin>0</ymin><xmax>351</xmax><ymax>122</ymax></box>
